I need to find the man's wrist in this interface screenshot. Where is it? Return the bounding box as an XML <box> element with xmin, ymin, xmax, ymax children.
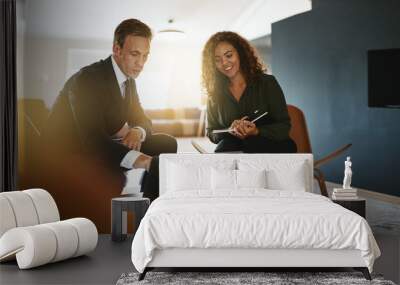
<box><xmin>133</xmin><ymin>154</ymin><xmax>152</xmax><ymax>171</ymax></box>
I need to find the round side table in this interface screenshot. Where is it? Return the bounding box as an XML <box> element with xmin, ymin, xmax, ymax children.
<box><xmin>111</xmin><ymin>196</ymin><xmax>150</xmax><ymax>242</ymax></box>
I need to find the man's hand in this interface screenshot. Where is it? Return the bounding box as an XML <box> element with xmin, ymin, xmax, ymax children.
<box><xmin>122</xmin><ymin>128</ymin><xmax>143</xmax><ymax>151</ymax></box>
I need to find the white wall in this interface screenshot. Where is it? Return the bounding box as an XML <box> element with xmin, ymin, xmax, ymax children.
<box><xmin>18</xmin><ymin>1</ymin><xmax>205</xmax><ymax>109</ymax></box>
<box><xmin>17</xmin><ymin>0</ymin><xmax>310</xmax><ymax>109</ymax></box>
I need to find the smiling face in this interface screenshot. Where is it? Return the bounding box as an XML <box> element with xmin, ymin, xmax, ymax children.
<box><xmin>112</xmin><ymin>35</ymin><xmax>150</xmax><ymax>79</ymax></box>
<box><xmin>214</xmin><ymin>41</ymin><xmax>241</xmax><ymax>80</ymax></box>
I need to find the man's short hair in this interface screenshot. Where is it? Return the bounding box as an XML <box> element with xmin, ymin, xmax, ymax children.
<box><xmin>113</xmin><ymin>19</ymin><xmax>152</xmax><ymax>48</ymax></box>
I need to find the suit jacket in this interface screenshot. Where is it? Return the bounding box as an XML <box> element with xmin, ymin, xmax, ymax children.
<box><xmin>42</xmin><ymin>56</ymin><xmax>152</xmax><ymax>168</ymax></box>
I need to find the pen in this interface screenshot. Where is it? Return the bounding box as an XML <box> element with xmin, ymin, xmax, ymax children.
<box><xmin>250</xmin><ymin>111</ymin><xmax>268</xmax><ymax>123</ymax></box>
<box><xmin>211</xmin><ymin>111</ymin><xmax>268</xmax><ymax>134</ymax></box>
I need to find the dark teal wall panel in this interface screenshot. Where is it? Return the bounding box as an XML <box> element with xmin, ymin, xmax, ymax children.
<box><xmin>271</xmin><ymin>0</ymin><xmax>400</xmax><ymax>197</ymax></box>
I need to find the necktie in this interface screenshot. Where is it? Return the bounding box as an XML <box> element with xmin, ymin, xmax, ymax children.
<box><xmin>124</xmin><ymin>78</ymin><xmax>133</xmax><ymax>106</ymax></box>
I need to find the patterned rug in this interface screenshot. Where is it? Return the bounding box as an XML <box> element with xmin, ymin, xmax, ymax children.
<box><xmin>116</xmin><ymin>271</ymin><xmax>396</xmax><ymax>285</ymax></box>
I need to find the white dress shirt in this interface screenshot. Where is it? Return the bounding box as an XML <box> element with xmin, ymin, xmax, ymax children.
<box><xmin>111</xmin><ymin>56</ymin><xmax>146</xmax><ymax>169</ymax></box>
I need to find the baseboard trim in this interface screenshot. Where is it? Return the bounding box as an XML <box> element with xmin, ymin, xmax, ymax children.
<box><xmin>358</xmin><ymin>189</ymin><xmax>400</xmax><ymax>205</ymax></box>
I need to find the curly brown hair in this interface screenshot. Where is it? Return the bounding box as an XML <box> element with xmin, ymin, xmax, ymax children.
<box><xmin>201</xmin><ymin>31</ymin><xmax>266</xmax><ymax>99</ymax></box>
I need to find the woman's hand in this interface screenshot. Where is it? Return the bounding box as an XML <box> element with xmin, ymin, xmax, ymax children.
<box><xmin>242</xmin><ymin>121</ymin><xmax>259</xmax><ymax>136</ymax></box>
<box><xmin>229</xmin><ymin>116</ymin><xmax>247</xmax><ymax>139</ymax></box>
<box><xmin>229</xmin><ymin>117</ymin><xmax>259</xmax><ymax>139</ymax></box>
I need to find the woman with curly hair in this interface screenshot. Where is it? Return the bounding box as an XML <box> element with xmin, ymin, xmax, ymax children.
<box><xmin>202</xmin><ymin>31</ymin><xmax>297</xmax><ymax>153</ymax></box>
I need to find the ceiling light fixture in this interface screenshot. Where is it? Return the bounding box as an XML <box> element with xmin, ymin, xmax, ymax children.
<box><xmin>156</xmin><ymin>18</ymin><xmax>186</xmax><ymax>42</ymax></box>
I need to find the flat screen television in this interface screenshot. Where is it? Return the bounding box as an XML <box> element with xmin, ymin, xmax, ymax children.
<box><xmin>368</xmin><ymin>48</ymin><xmax>400</xmax><ymax>108</ymax></box>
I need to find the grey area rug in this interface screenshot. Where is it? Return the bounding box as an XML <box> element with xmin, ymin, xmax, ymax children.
<box><xmin>116</xmin><ymin>272</ymin><xmax>396</xmax><ymax>285</ymax></box>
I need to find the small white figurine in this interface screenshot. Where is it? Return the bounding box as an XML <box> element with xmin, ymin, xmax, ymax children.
<box><xmin>342</xmin><ymin>156</ymin><xmax>352</xmax><ymax>189</ymax></box>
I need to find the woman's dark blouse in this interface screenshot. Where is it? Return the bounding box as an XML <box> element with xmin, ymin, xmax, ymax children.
<box><xmin>206</xmin><ymin>74</ymin><xmax>291</xmax><ymax>144</ymax></box>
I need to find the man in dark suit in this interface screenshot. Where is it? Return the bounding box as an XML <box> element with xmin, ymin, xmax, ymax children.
<box><xmin>41</xmin><ymin>19</ymin><xmax>176</xmax><ymax>214</ymax></box>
